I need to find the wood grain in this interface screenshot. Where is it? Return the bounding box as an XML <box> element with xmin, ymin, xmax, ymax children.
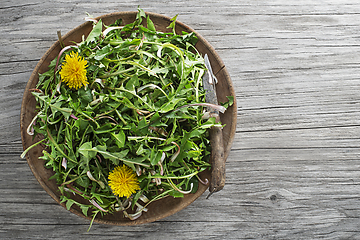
<box><xmin>2</xmin><ymin>0</ymin><xmax>360</xmax><ymax>239</ymax></box>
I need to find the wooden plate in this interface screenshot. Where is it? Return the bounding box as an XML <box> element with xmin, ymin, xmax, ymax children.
<box><xmin>20</xmin><ymin>11</ymin><xmax>237</xmax><ymax>226</ymax></box>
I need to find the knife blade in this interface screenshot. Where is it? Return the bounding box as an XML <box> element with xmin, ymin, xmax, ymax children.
<box><xmin>203</xmin><ymin>54</ymin><xmax>226</xmax><ymax>198</ymax></box>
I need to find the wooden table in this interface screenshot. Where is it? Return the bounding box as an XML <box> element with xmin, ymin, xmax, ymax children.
<box><xmin>2</xmin><ymin>0</ymin><xmax>360</xmax><ymax>239</ymax></box>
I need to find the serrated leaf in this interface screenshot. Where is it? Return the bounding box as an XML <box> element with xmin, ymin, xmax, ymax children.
<box><xmin>167</xmin><ymin>14</ymin><xmax>178</xmax><ymax>34</ymax></box>
<box><xmin>66</xmin><ymin>199</ymin><xmax>75</xmax><ymax>210</ymax></box>
<box><xmin>136</xmin><ymin>144</ymin><xmax>146</xmax><ymax>155</ymax></box>
<box><xmin>95</xmin><ymin>44</ymin><xmax>112</xmax><ymax>60</ymax></box>
<box><xmin>147</xmin><ymin>15</ymin><xmax>156</xmax><ymax>32</ymax></box>
<box><xmin>137</xmin><ymin>7</ymin><xmax>146</xmax><ymax>20</ymax></box>
<box><xmin>95</xmin><ymin>145</ymin><xmax>107</xmax><ymax>152</ymax></box>
<box><xmin>159</xmin><ymin>98</ymin><xmax>184</xmax><ymax>113</ymax></box>
<box><xmin>150</xmin><ymin>149</ymin><xmax>163</xmax><ymax>166</ymax></box>
<box><xmin>93</xmin><ymin>147</ymin><xmax>149</xmax><ymax>167</ymax></box>
<box><xmin>168</xmin><ymin>189</ymin><xmax>184</xmax><ymax>198</ymax></box>
<box><xmin>76</xmin><ymin>175</ymin><xmax>90</xmax><ymax>188</ymax></box>
<box><xmin>34</xmin><ymin>93</ymin><xmax>72</xmax><ymax>119</ymax></box>
<box><xmin>80</xmin><ymin>205</ymin><xmax>90</xmax><ymax>217</ymax></box>
<box><xmin>199</xmin><ymin>117</ymin><xmax>223</xmax><ymax>129</ymax></box>
<box><xmin>226</xmin><ymin>96</ymin><xmax>234</xmax><ymax>106</ymax></box>
<box><xmin>189</xmin><ymin>128</ymin><xmax>206</xmax><ymax>139</ymax></box>
<box><xmin>86</xmin><ymin>19</ymin><xmax>103</xmax><ymax>44</ymax></box>
<box><xmin>111</xmin><ymin>130</ymin><xmax>125</xmax><ymax>148</ymax></box>
<box><xmin>138</xmin><ymin>118</ymin><xmax>147</xmax><ymax>129</ymax></box>
<box><xmin>78</xmin><ymin>142</ymin><xmax>96</xmax><ymax>160</ymax></box>
<box><xmin>78</xmin><ymin>88</ymin><xmax>93</xmax><ymax>106</ymax></box>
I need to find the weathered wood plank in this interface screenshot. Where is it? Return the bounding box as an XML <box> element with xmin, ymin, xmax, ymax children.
<box><xmin>3</xmin><ymin>0</ymin><xmax>360</xmax><ymax>239</ymax></box>
<box><xmin>3</xmin><ymin>147</ymin><xmax>360</xmax><ymax>239</ymax></box>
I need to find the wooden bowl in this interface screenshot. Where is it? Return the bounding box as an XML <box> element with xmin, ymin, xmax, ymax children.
<box><xmin>20</xmin><ymin>11</ymin><xmax>237</xmax><ymax>226</ymax></box>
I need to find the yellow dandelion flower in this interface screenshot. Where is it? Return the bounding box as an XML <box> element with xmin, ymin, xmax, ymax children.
<box><xmin>108</xmin><ymin>165</ymin><xmax>141</xmax><ymax>198</ymax></box>
<box><xmin>59</xmin><ymin>52</ymin><xmax>88</xmax><ymax>90</ymax></box>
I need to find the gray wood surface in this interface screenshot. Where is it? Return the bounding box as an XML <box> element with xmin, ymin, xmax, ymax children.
<box><xmin>2</xmin><ymin>0</ymin><xmax>360</xmax><ymax>239</ymax></box>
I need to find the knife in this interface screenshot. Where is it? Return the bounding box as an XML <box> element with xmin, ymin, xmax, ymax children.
<box><xmin>203</xmin><ymin>54</ymin><xmax>226</xmax><ymax>198</ymax></box>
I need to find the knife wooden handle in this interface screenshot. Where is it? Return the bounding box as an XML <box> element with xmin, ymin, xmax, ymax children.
<box><xmin>208</xmin><ymin>113</ymin><xmax>225</xmax><ymax>196</ymax></box>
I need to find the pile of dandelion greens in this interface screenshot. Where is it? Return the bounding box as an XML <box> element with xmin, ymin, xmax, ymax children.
<box><xmin>23</xmin><ymin>8</ymin><xmax>230</xmax><ymax>228</ymax></box>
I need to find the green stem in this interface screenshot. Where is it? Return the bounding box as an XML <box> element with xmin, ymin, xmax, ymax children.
<box><xmin>94</xmin><ymin>156</ymin><xmax>109</xmax><ymax>185</ymax></box>
<box><xmin>46</xmin><ymin>127</ymin><xmax>77</xmax><ymax>163</ymax></box>
<box><xmin>145</xmin><ymin>171</ymin><xmax>199</xmax><ymax>180</ymax></box>
<box><xmin>115</xmin><ymin>110</ymin><xmax>128</xmax><ymax>125</ymax></box>
<box><xmin>100</xmin><ymin>67</ymin><xmax>136</xmax><ymax>78</ymax></box>
<box><xmin>114</xmin><ymin>86</ymin><xmax>154</xmax><ymax>110</ymax></box>
<box><xmin>20</xmin><ymin>139</ymin><xmax>46</xmax><ymax>159</ymax></box>
<box><xmin>77</xmin><ymin>111</ymin><xmax>100</xmax><ymax>128</ymax></box>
